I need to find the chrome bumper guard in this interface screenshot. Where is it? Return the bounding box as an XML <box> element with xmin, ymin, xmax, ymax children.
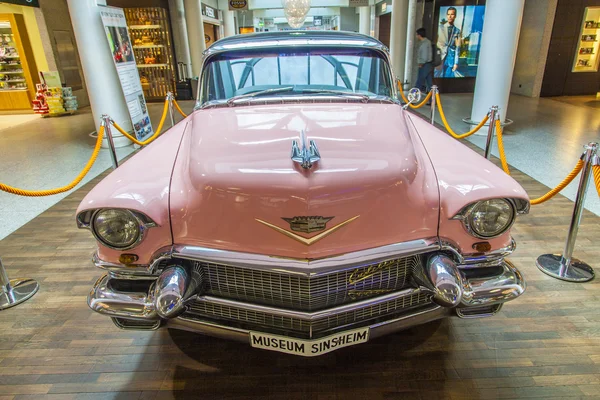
<box><xmin>88</xmin><ymin>257</ymin><xmax>525</xmax><ymax>339</ymax></box>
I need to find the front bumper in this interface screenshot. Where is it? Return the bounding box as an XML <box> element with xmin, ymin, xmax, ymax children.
<box><xmin>88</xmin><ymin>258</ymin><xmax>525</xmax><ymax>341</ymax></box>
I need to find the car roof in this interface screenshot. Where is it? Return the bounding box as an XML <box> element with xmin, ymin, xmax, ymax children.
<box><xmin>205</xmin><ymin>31</ymin><xmax>388</xmax><ymax>56</ymax></box>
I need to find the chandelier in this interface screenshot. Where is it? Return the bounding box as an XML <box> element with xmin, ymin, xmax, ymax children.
<box><xmin>287</xmin><ymin>16</ymin><xmax>306</xmax><ymax>28</ymax></box>
<box><xmin>281</xmin><ymin>0</ymin><xmax>311</xmax><ymax>26</ymax></box>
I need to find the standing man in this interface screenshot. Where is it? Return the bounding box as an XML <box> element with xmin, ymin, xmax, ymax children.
<box><xmin>415</xmin><ymin>28</ymin><xmax>433</xmax><ymax>93</ymax></box>
<box><xmin>436</xmin><ymin>7</ymin><xmax>461</xmax><ymax>77</ymax></box>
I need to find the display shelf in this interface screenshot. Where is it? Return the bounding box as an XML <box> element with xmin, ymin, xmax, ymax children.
<box><xmin>129</xmin><ymin>25</ymin><xmax>161</xmax><ymax>29</ymax></box>
<box><xmin>124</xmin><ymin>7</ymin><xmax>176</xmax><ymax>100</ymax></box>
<box><xmin>133</xmin><ymin>44</ymin><xmax>164</xmax><ymax>49</ymax></box>
<box><xmin>573</xmin><ymin>7</ymin><xmax>600</xmax><ymax>72</ymax></box>
<box><xmin>0</xmin><ymin>13</ymin><xmax>38</xmax><ymax>110</ymax></box>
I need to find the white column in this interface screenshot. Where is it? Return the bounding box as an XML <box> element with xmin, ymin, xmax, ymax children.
<box><xmin>359</xmin><ymin>7</ymin><xmax>370</xmax><ymax>36</ymax></box>
<box><xmin>168</xmin><ymin>0</ymin><xmax>193</xmax><ymax>78</ymax></box>
<box><xmin>223</xmin><ymin>9</ymin><xmax>236</xmax><ymax>37</ymax></box>
<box><xmin>66</xmin><ymin>0</ymin><xmax>132</xmax><ymax>147</ymax></box>
<box><xmin>389</xmin><ymin>0</ymin><xmax>409</xmax><ymax>80</ymax></box>
<box><xmin>470</xmin><ymin>0</ymin><xmax>525</xmax><ymax>123</ymax></box>
<box><xmin>184</xmin><ymin>0</ymin><xmax>206</xmax><ymax>78</ymax></box>
<box><xmin>403</xmin><ymin>0</ymin><xmax>418</xmax><ymax>86</ymax></box>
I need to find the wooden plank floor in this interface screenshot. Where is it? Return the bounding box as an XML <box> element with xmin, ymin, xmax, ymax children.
<box><xmin>0</xmin><ymin>126</ymin><xmax>599</xmax><ymax>399</ymax></box>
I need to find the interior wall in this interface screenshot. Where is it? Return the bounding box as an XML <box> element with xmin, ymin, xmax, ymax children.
<box><xmin>38</xmin><ymin>0</ymin><xmax>90</xmax><ymax>107</ymax></box>
<box><xmin>0</xmin><ymin>4</ymin><xmax>49</xmax><ymax>71</ymax></box>
<box><xmin>541</xmin><ymin>0</ymin><xmax>600</xmax><ymax>96</ymax></box>
<box><xmin>339</xmin><ymin>7</ymin><xmax>359</xmax><ymax>32</ymax></box>
<box><xmin>510</xmin><ymin>0</ymin><xmax>557</xmax><ymax>97</ymax></box>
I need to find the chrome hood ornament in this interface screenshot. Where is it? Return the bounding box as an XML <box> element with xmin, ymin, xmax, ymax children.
<box><xmin>291</xmin><ymin>130</ymin><xmax>320</xmax><ymax>169</ymax></box>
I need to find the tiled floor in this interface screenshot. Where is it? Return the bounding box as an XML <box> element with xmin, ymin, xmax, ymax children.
<box><xmin>0</xmin><ymin>101</ymin><xmax>195</xmax><ymax>240</ymax></box>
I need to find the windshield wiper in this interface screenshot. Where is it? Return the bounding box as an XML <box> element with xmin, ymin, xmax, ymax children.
<box><xmin>299</xmin><ymin>89</ymin><xmax>370</xmax><ymax>103</ymax></box>
<box><xmin>227</xmin><ymin>86</ymin><xmax>295</xmax><ymax>106</ymax></box>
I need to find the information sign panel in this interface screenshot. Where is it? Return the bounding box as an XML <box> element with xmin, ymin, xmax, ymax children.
<box><xmin>100</xmin><ymin>6</ymin><xmax>153</xmax><ymax>141</ymax></box>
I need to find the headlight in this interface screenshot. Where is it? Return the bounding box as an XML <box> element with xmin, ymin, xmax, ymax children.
<box><xmin>92</xmin><ymin>209</ymin><xmax>141</xmax><ymax>249</ymax></box>
<box><xmin>462</xmin><ymin>199</ymin><xmax>515</xmax><ymax>239</ymax></box>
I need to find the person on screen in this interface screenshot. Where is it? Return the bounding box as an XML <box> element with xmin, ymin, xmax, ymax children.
<box><xmin>415</xmin><ymin>28</ymin><xmax>433</xmax><ymax>93</ymax></box>
<box><xmin>437</xmin><ymin>7</ymin><xmax>461</xmax><ymax>77</ymax></box>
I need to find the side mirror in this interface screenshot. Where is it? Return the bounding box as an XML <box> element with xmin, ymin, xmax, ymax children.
<box><xmin>403</xmin><ymin>88</ymin><xmax>422</xmax><ymax>109</ymax></box>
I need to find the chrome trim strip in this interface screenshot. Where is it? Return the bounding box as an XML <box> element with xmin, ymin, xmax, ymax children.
<box><xmin>441</xmin><ymin>238</ymin><xmax>516</xmax><ymax>267</ymax></box>
<box><xmin>92</xmin><ymin>248</ymin><xmax>172</xmax><ymax>278</ymax></box>
<box><xmin>200</xmin><ymin>96</ymin><xmax>396</xmax><ymax>110</ymax></box>
<box><xmin>172</xmin><ymin>239</ymin><xmax>439</xmax><ymax>276</ymax></box>
<box><xmin>92</xmin><ymin>237</ymin><xmax>516</xmax><ymax>278</ymax></box>
<box><xmin>192</xmin><ymin>288</ymin><xmax>425</xmax><ymax>322</ymax></box>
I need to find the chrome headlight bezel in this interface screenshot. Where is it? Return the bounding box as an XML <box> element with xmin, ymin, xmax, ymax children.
<box><xmin>453</xmin><ymin>198</ymin><xmax>518</xmax><ymax>240</ymax></box>
<box><xmin>76</xmin><ymin>208</ymin><xmax>157</xmax><ymax>250</ymax></box>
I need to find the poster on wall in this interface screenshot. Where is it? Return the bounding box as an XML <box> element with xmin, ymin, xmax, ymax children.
<box><xmin>435</xmin><ymin>5</ymin><xmax>485</xmax><ymax>78</ymax></box>
<box><xmin>100</xmin><ymin>6</ymin><xmax>153</xmax><ymax>141</ymax></box>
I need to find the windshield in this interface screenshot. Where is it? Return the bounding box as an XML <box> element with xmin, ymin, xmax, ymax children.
<box><xmin>199</xmin><ymin>47</ymin><xmax>395</xmax><ymax>105</ymax></box>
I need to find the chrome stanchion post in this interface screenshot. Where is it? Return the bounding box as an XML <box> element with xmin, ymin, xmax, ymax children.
<box><xmin>430</xmin><ymin>85</ymin><xmax>438</xmax><ymax>125</ymax></box>
<box><xmin>484</xmin><ymin>106</ymin><xmax>498</xmax><ymax>160</ymax></box>
<box><xmin>102</xmin><ymin>115</ymin><xmax>118</xmax><ymax>170</ymax></box>
<box><xmin>0</xmin><ymin>256</ymin><xmax>39</xmax><ymax>310</ymax></box>
<box><xmin>536</xmin><ymin>142</ymin><xmax>598</xmax><ymax>282</ymax></box>
<box><xmin>167</xmin><ymin>92</ymin><xmax>175</xmax><ymax>128</ymax></box>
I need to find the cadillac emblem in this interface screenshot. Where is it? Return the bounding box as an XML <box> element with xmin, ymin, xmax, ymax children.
<box><xmin>255</xmin><ymin>215</ymin><xmax>359</xmax><ymax>246</ymax></box>
<box><xmin>282</xmin><ymin>216</ymin><xmax>333</xmax><ymax>233</ymax></box>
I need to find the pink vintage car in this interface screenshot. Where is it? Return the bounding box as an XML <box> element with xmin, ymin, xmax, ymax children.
<box><xmin>78</xmin><ymin>31</ymin><xmax>528</xmax><ymax>357</ymax></box>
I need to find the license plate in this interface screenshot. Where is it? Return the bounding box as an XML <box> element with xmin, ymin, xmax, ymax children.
<box><xmin>249</xmin><ymin>327</ymin><xmax>370</xmax><ymax>357</ymax></box>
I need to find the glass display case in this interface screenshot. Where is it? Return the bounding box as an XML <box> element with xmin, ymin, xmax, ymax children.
<box><xmin>123</xmin><ymin>7</ymin><xmax>176</xmax><ymax>101</ymax></box>
<box><xmin>572</xmin><ymin>7</ymin><xmax>600</xmax><ymax>73</ymax></box>
<box><xmin>0</xmin><ymin>21</ymin><xmax>27</xmax><ymax>92</ymax></box>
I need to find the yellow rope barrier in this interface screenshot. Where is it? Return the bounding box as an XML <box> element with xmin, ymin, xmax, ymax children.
<box><xmin>111</xmin><ymin>98</ymin><xmax>170</xmax><ymax>146</ymax></box>
<box><xmin>399</xmin><ymin>88</ymin><xmax>433</xmax><ymax>109</ymax></box>
<box><xmin>495</xmin><ymin>119</ymin><xmax>511</xmax><ymax>175</ymax></box>
<box><xmin>172</xmin><ymin>98</ymin><xmax>188</xmax><ymax>118</ymax></box>
<box><xmin>530</xmin><ymin>160</ymin><xmax>584</xmax><ymax>205</ymax></box>
<box><xmin>0</xmin><ymin>125</ymin><xmax>105</xmax><ymax>196</ymax></box>
<box><xmin>436</xmin><ymin>92</ymin><xmax>489</xmax><ymax>139</ymax></box>
<box><xmin>593</xmin><ymin>164</ymin><xmax>600</xmax><ymax>199</ymax></box>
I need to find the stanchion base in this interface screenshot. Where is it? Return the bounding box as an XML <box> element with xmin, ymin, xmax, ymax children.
<box><xmin>536</xmin><ymin>254</ymin><xmax>595</xmax><ymax>282</ymax></box>
<box><xmin>0</xmin><ymin>278</ymin><xmax>39</xmax><ymax>310</ymax></box>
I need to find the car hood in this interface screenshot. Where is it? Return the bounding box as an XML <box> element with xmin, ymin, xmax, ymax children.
<box><xmin>169</xmin><ymin>103</ymin><xmax>440</xmax><ymax>259</ymax></box>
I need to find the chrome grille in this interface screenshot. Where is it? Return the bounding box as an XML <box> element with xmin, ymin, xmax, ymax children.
<box><xmin>193</xmin><ymin>255</ymin><xmax>421</xmax><ymax>311</ymax></box>
<box><xmin>183</xmin><ymin>291</ymin><xmax>431</xmax><ymax>338</ymax></box>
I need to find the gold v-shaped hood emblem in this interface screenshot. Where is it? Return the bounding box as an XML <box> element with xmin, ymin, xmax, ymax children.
<box><xmin>255</xmin><ymin>216</ymin><xmax>360</xmax><ymax>246</ymax></box>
